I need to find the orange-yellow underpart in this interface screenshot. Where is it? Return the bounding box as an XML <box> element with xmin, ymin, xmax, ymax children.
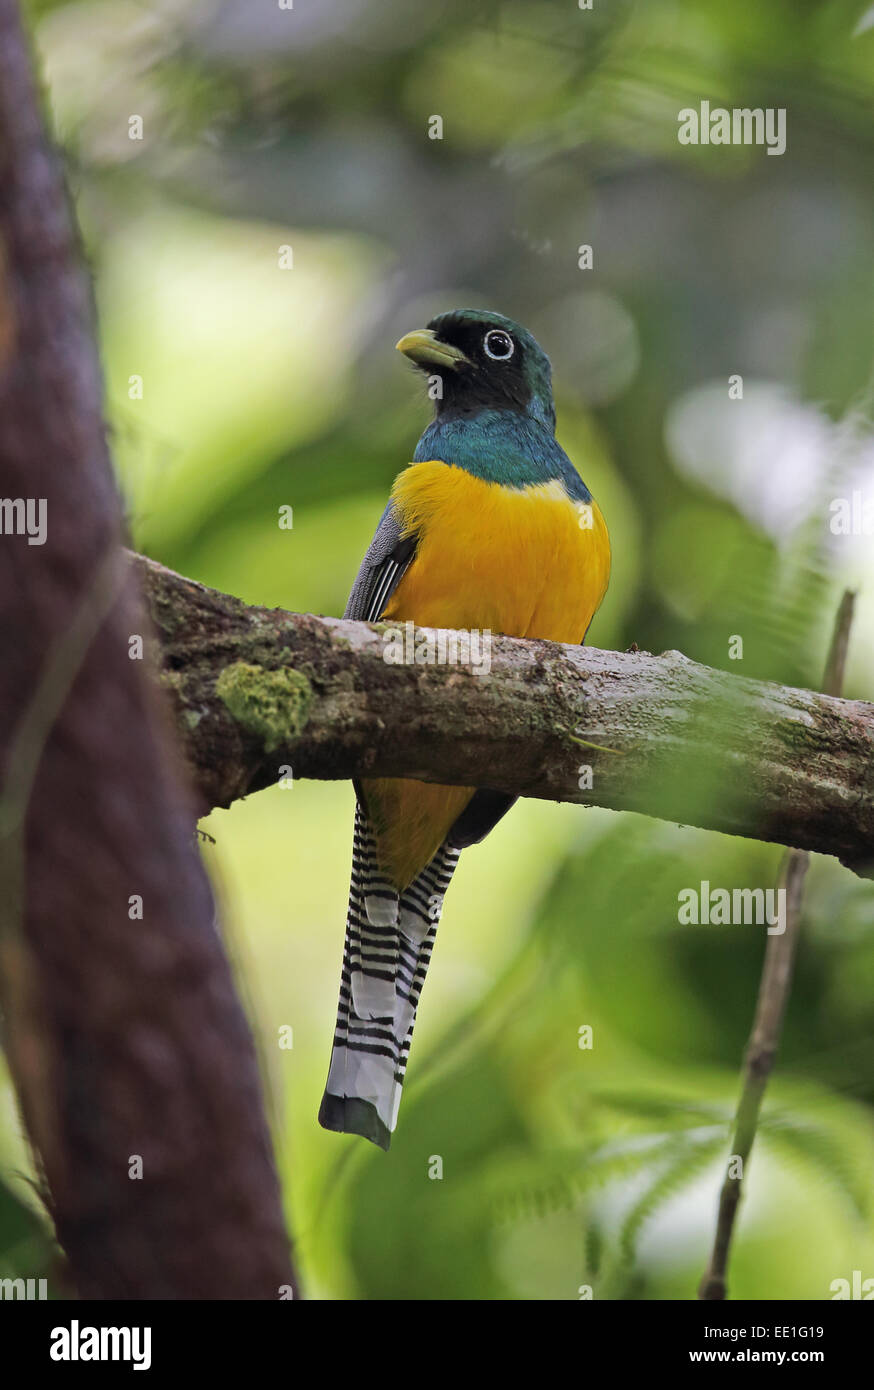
<box><xmin>361</xmin><ymin>460</ymin><xmax>611</xmax><ymax>889</ymax></box>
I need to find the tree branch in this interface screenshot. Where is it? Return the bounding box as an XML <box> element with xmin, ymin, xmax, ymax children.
<box><xmin>135</xmin><ymin>553</ymin><xmax>874</xmax><ymax>876</ymax></box>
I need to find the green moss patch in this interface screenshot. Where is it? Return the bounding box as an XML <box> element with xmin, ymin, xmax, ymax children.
<box><xmin>216</xmin><ymin>661</ymin><xmax>313</xmax><ymax>752</ymax></box>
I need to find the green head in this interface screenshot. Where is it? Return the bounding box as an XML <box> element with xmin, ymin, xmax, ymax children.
<box><xmin>396</xmin><ymin>309</ymin><xmax>556</xmax><ymax>433</ymax></box>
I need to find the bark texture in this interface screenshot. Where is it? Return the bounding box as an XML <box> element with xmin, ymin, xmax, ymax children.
<box><xmin>0</xmin><ymin>1</ymin><xmax>294</xmax><ymax>1298</ymax></box>
<box><xmin>136</xmin><ymin>553</ymin><xmax>874</xmax><ymax>877</ymax></box>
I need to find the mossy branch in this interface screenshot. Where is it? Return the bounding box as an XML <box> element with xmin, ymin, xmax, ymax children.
<box><xmin>134</xmin><ymin>553</ymin><xmax>874</xmax><ymax>877</ymax></box>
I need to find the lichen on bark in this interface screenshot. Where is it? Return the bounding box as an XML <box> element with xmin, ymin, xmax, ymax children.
<box><xmin>216</xmin><ymin>661</ymin><xmax>313</xmax><ymax>752</ymax></box>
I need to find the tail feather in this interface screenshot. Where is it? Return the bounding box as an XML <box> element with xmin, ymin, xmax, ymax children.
<box><xmin>319</xmin><ymin>804</ymin><xmax>460</xmax><ymax>1148</ymax></box>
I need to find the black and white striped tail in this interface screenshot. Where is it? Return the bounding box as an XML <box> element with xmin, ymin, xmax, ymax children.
<box><xmin>319</xmin><ymin>804</ymin><xmax>460</xmax><ymax>1149</ymax></box>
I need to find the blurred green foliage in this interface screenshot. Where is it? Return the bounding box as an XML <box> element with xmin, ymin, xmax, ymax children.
<box><xmin>2</xmin><ymin>0</ymin><xmax>874</xmax><ymax>1300</ymax></box>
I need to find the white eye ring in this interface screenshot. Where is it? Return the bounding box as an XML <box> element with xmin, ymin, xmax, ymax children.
<box><xmin>483</xmin><ymin>328</ymin><xmax>515</xmax><ymax>361</ymax></box>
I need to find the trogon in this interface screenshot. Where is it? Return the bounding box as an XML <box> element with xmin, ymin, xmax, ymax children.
<box><xmin>319</xmin><ymin>309</ymin><xmax>611</xmax><ymax>1148</ymax></box>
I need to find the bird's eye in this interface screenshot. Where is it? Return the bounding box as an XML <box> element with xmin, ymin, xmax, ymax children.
<box><xmin>483</xmin><ymin>329</ymin><xmax>514</xmax><ymax>361</ymax></box>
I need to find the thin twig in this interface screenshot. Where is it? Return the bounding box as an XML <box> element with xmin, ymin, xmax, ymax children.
<box><xmin>698</xmin><ymin>590</ymin><xmax>857</xmax><ymax>1300</ymax></box>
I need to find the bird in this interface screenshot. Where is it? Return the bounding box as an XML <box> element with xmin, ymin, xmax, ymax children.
<box><xmin>319</xmin><ymin>309</ymin><xmax>611</xmax><ymax>1149</ymax></box>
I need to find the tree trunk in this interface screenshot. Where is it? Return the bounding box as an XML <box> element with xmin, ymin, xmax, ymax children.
<box><xmin>0</xmin><ymin>0</ymin><xmax>294</xmax><ymax>1299</ymax></box>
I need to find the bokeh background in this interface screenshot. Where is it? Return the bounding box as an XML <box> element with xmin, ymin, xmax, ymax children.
<box><xmin>3</xmin><ymin>0</ymin><xmax>874</xmax><ymax>1299</ymax></box>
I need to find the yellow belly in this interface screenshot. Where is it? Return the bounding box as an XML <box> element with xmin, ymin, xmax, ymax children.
<box><xmin>361</xmin><ymin>460</ymin><xmax>611</xmax><ymax>888</ymax></box>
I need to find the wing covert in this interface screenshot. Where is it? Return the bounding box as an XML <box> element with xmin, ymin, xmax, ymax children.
<box><xmin>345</xmin><ymin>502</ymin><xmax>418</xmax><ymax>622</ymax></box>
